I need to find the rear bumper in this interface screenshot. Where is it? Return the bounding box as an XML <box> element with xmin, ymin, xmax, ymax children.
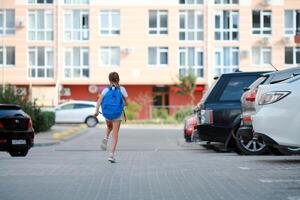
<box><xmin>0</xmin><ymin>130</ymin><xmax>34</xmax><ymax>151</ymax></box>
<box><xmin>196</xmin><ymin>124</ymin><xmax>231</xmax><ymax>143</ymax></box>
<box><xmin>254</xmin><ymin>132</ymin><xmax>279</xmax><ymax>146</ymax></box>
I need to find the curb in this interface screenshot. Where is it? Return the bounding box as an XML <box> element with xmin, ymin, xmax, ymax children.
<box><xmin>33</xmin><ymin>124</ymin><xmax>88</xmax><ymax>148</ymax></box>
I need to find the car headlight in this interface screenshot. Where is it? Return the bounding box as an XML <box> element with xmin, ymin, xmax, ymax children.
<box><xmin>258</xmin><ymin>91</ymin><xmax>291</xmax><ymax>105</ymax></box>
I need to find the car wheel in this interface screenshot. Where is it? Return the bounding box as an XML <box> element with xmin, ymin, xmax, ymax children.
<box><xmin>235</xmin><ymin>131</ymin><xmax>268</xmax><ymax>155</ymax></box>
<box><xmin>185</xmin><ymin>135</ymin><xmax>192</xmax><ymax>143</ymax></box>
<box><xmin>85</xmin><ymin>116</ymin><xmax>98</xmax><ymax>128</ymax></box>
<box><xmin>8</xmin><ymin>149</ymin><xmax>29</xmax><ymax>157</ymax></box>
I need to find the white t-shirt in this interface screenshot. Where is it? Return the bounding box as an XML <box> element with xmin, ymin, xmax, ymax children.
<box><xmin>101</xmin><ymin>86</ymin><xmax>128</xmax><ymax>98</ymax></box>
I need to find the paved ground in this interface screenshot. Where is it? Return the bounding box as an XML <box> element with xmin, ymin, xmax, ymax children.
<box><xmin>0</xmin><ymin>126</ymin><xmax>300</xmax><ymax>200</ymax></box>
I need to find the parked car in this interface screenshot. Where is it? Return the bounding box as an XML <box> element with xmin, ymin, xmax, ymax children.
<box><xmin>236</xmin><ymin>67</ymin><xmax>300</xmax><ymax>155</ymax></box>
<box><xmin>183</xmin><ymin>115</ymin><xmax>197</xmax><ymax>142</ymax></box>
<box><xmin>55</xmin><ymin>100</ymin><xmax>105</xmax><ymax>127</ymax></box>
<box><xmin>0</xmin><ymin>104</ymin><xmax>34</xmax><ymax>157</ymax></box>
<box><xmin>252</xmin><ymin>75</ymin><xmax>300</xmax><ymax>155</ymax></box>
<box><xmin>194</xmin><ymin>71</ymin><xmax>267</xmax><ymax>151</ymax></box>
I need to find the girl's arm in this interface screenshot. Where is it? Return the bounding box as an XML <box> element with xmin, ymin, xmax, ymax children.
<box><xmin>94</xmin><ymin>95</ymin><xmax>103</xmax><ymax>116</ymax></box>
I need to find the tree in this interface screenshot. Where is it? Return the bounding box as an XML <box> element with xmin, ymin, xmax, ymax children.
<box><xmin>176</xmin><ymin>69</ymin><xmax>197</xmax><ymax>105</ymax></box>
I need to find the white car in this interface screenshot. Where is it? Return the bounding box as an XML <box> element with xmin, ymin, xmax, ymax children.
<box><xmin>55</xmin><ymin>100</ymin><xmax>105</xmax><ymax>127</ymax></box>
<box><xmin>252</xmin><ymin>76</ymin><xmax>300</xmax><ymax>154</ymax></box>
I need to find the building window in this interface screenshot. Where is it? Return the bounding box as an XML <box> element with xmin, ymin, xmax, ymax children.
<box><xmin>179</xmin><ymin>10</ymin><xmax>203</xmax><ymax>41</ymax></box>
<box><xmin>0</xmin><ymin>10</ymin><xmax>15</xmax><ymax>35</ymax></box>
<box><xmin>284</xmin><ymin>10</ymin><xmax>300</xmax><ymax>36</ymax></box>
<box><xmin>148</xmin><ymin>47</ymin><xmax>168</xmax><ymax>66</ymax></box>
<box><xmin>64</xmin><ymin>48</ymin><xmax>89</xmax><ymax>78</ymax></box>
<box><xmin>100</xmin><ymin>10</ymin><xmax>120</xmax><ymax>35</ymax></box>
<box><xmin>179</xmin><ymin>0</ymin><xmax>203</xmax><ymax>4</ymax></box>
<box><xmin>179</xmin><ymin>47</ymin><xmax>204</xmax><ymax>78</ymax></box>
<box><xmin>214</xmin><ymin>47</ymin><xmax>239</xmax><ymax>76</ymax></box>
<box><xmin>149</xmin><ymin>10</ymin><xmax>168</xmax><ymax>35</ymax></box>
<box><xmin>285</xmin><ymin>47</ymin><xmax>300</xmax><ymax>66</ymax></box>
<box><xmin>64</xmin><ymin>0</ymin><xmax>89</xmax><ymax>4</ymax></box>
<box><xmin>28</xmin><ymin>10</ymin><xmax>53</xmax><ymax>41</ymax></box>
<box><xmin>0</xmin><ymin>47</ymin><xmax>15</xmax><ymax>67</ymax></box>
<box><xmin>214</xmin><ymin>10</ymin><xmax>239</xmax><ymax>41</ymax></box>
<box><xmin>28</xmin><ymin>47</ymin><xmax>53</xmax><ymax>78</ymax></box>
<box><xmin>64</xmin><ymin>10</ymin><xmax>89</xmax><ymax>41</ymax></box>
<box><xmin>28</xmin><ymin>0</ymin><xmax>53</xmax><ymax>4</ymax></box>
<box><xmin>214</xmin><ymin>0</ymin><xmax>239</xmax><ymax>4</ymax></box>
<box><xmin>252</xmin><ymin>10</ymin><xmax>272</xmax><ymax>35</ymax></box>
<box><xmin>99</xmin><ymin>47</ymin><xmax>120</xmax><ymax>66</ymax></box>
<box><xmin>252</xmin><ymin>47</ymin><xmax>271</xmax><ymax>65</ymax></box>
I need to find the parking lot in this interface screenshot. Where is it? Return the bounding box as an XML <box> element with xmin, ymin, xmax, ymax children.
<box><xmin>0</xmin><ymin>127</ymin><xmax>299</xmax><ymax>200</ymax></box>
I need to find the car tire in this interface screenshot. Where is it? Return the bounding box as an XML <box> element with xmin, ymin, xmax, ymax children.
<box><xmin>85</xmin><ymin>116</ymin><xmax>98</xmax><ymax>128</ymax></box>
<box><xmin>185</xmin><ymin>136</ymin><xmax>192</xmax><ymax>143</ymax></box>
<box><xmin>8</xmin><ymin>149</ymin><xmax>29</xmax><ymax>157</ymax></box>
<box><xmin>277</xmin><ymin>147</ymin><xmax>300</xmax><ymax>155</ymax></box>
<box><xmin>235</xmin><ymin>130</ymin><xmax>268</xmax><ymax>155</ymax></box>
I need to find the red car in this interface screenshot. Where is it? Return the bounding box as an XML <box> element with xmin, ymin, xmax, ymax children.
<box><xmin>184</xmin><ymin>115</ymin><xmax>197</xmax><ymax>142</ymax></box>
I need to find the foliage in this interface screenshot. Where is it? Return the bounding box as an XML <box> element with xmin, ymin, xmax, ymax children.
<box><xmin>125</xmin><ymin>101</ymin><xmax>142</xmax><ymax>120</ymax></box>
<box><xmin>176</xmin><ymin>69</ymin><xmax>197</xmax><ymax>105</ymax></box>
<box><xmin>0</xmin><ymin>85</ymin><xmax>55</xmax><ymax>133</ymax></box>
<box><xmin>152</xmin><ymin>108</ymin><xmax>168</xmax><ymax>120</ymax></box>
<box><xmin>174</xmin><ymin>107</ymin><xmax>193</xmax><ymax>122</ymax></box>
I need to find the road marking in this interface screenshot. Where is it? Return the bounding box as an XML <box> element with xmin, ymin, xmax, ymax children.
<box><xmin>238</xmin><ymin>167</ymin><xmax>251</xmax><ymax>170</ymax></box>
<box><xmin>259</xmin><ymin>179</ymin><xmax>300</xmax><ymax>183</ymax></box>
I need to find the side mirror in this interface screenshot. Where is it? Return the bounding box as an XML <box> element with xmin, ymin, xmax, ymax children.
<box><xmin>243</xmin><ymin>87</ymin><xmax>250</xmax><ymax>92</ymax></box>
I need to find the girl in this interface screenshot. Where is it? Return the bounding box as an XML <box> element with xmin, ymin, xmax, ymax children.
<box><xmin>94</xmin><ymin>72</ymin><xmax>128</xmax><ymax>163</ymax></box>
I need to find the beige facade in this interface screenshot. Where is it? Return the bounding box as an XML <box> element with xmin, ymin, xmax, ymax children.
<box><xmin>1</xmin><ymin>0</ymin><xmax>300</xmax><ymax>106</ymax></box>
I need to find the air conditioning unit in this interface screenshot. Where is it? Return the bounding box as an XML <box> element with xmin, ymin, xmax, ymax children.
<box><xmin>122</xmin><ymin>48</ymin><xmax>133</xmax><ymax>54</ymax></box>
<box><xmin>15</xmin><ymin>20</ymin><xmax>25</xmax><ymax>28</ymax></box>
<box><xmin>60</xmin><ymin>88</ymin><xmax>71</xmax><ymax>96</ymax></box>
<box><xmin>283</xmin><ymin>36</ymin><xmax>293</xmax><ymax>44</ymax></box>
<box><xmin>260</xmin><ymin>37</ymin><xmax>271</xmax><ymax>45</ymax></box>
<box><xmin>240</xmin><ymin>50</ymin><xmax>250</xmax><ymax>58</ymax></box>
<box><xmin>261</xmin><ymin>0</ymin><xmax>271</xmax><ymax>6</ymax></box>
<box><xmin>15</xmin><ymin>87</ymin><xmax>27</xmax><ymax>96</ymax></box>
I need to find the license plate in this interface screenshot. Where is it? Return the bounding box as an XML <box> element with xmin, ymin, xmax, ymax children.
<box><xmin>12</xmin><ymin>140</ymin><xmax>26</xmax><ymax>145</ymax></box>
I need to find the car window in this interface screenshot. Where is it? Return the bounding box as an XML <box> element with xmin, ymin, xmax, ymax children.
<box><xmin>74</xmin><ymin>103</ymin><xmax>95</xmax><ymax>109</ymax></box>
<box><xmin>60</xmin><ymin>104</ymin><xmax>75</xmax><ymax>110</ymax></box>
<box><xmin>219</xmin><ymin>76</ymin><xmax>258</xmax><ymax>101</ymax></box>
<box><xmin>249</xmin><ymin>76</ymin><xmax>267</xmax><ymax>89</ymax></box>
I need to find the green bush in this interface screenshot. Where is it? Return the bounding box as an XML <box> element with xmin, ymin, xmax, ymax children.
<box><xmin>152</xmin><ymin>108</ymin><xmax>168</xmax><ymax>120</ymax></box>
<box><xmin>0</xmin><ymin>85</ymin><xmax>55</xmax><ymax>133</ymax></box>
<box><xmin>174</xmin><ymin>107</ymin><xmax>193</xmax><ymax>122</ymax></box>
<box><xmin>125</xmin><ymin>101</ymin><xmax>142</xmax><ymax>120</ymax></box>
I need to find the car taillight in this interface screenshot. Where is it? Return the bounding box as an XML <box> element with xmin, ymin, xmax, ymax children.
<box><xmin>28</xmin><ymin>119</ymin><xmax>33</xmax><ymax>129</ymax></box>
<box><xmin>242</xmin><ymin>116</ymin><xmax>252</xmax><ymax>123</ymax></box>
<box><xmin>200</xmin><ymin>110</ymin><xmax>213</xmax><ymax>125</ymax></box>
<box><xmin>0</xmin><ymin>122</ymin><xmax>4</xmax><ymax>129</ymax></box>
<box><xmin>245</xmin><ymin>91</ymin><xmax>257</xmax><ymax>102</ymax></box>
<box><xmin>258</xmin><ymin>91</ymin><xmax>291</xmax><ymax>105</ymax></box>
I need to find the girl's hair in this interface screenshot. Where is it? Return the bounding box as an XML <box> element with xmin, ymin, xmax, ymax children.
<box><xmin>108</xmin><ymin>72</ymin><xmax>120</xmax><ymax>83</ymax></box>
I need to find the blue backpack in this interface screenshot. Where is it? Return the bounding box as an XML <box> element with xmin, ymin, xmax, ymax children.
<box><xmin>101</xmin><ymin>86</ymin><xmax>124</xmax><ymax>120</ymax></box>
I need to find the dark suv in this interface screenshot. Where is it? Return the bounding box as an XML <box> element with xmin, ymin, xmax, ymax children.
<box><xmin>236</xmin><ymin>67</ymin><xmax>300</xmax><ymax>155</ymax></box>
<box><xmin>0</xmin><ymin>104</ymin><xmax>34</xmax><ymax>157</ymax></box>
<box><xmin>194</xmin><ymin>71</ymin><xmax>268</xmax><ymax>151</ymax></box>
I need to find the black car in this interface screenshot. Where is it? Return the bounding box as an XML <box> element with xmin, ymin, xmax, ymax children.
<box><xmin>0</xmin><ymin>104</ymin><xmax>34</xmax><ymax>157</ymax></box>
<box><xmin>236</xmin><ymin>67</ymin><xmax>300</xmax><ymax>155</ymax></box>
<box><xmin>194</xmin><ymin>71</ymin><xmax>268</xmax><ymax>151</ymax></box>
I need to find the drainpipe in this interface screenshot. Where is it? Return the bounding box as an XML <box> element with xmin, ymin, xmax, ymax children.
<box><xmin>54</xmin><ymin>0</ymin><xmax>61</xmax><ymax>106</ymax></box>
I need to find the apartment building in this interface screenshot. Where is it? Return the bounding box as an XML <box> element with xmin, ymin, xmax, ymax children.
<box><xmin>1</xmin><ymin>0</ymin><xmax>300</xmax><ymax>119</ymax></box>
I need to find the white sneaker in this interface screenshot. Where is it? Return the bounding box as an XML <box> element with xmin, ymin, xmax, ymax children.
<box><xmin>108</xmin><ymin>154</ymin><xmax>116</xmax><ymax>163</ymax></box>
<box><xmin>101</xmin><ymin>138</ymin><xmax>108</xmax><ymax>151</ymax></box>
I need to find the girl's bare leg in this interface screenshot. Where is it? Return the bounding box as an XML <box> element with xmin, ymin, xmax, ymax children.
<box><xmin>111</xmin><ymin>120</ymin><xmax>121</xmax><ymax>155</ymax></box>
<box><xmin>105</xmin><ymin>121</ymin><xmax>113</xmax><ymax>139</ymax></box>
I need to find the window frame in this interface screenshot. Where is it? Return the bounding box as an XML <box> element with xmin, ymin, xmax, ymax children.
<box><xmin>28</xmin><ymin>0</ymin><xmax>53</xmax><ymax>4</ymax></box>
<box><xmin>148</xmin><ymin>47</ymin><xmax>169</xmax><ymax>67</ymax></box>
<box><xmin>148</xmin><ymin>10</ymin><xmax>168</xmax><ymax>35</ymax></box>
<box><xmin>214</xmin><ymin>47</ymin><xmax>239</xmax><ymax>76</ymax></box>
<box><xmin>179</xmin><ymin>0</ymin><xmax>204</xmax><ymax>5</ymax></box>
<box><xmin>28</xmin><ymin>10</ymin><xmax>54</xmax><ymax>41</ymax></box>
<box><xmin>179</xmin><ymin>10</ymin><xmax>204</xmax><ymax>41</ymax></box>
<box><xmin>178</xmin><ymin>47</ymin><xmax>204</xmax><ymax>78</ymax></box>
<box><xmin>64</xmin><ymin>0</ymin><xmax>90</xmax><ymax>4</ymax></box>
<box><xmin>285</xmin><ymin>47</ymin><xmax>300</xmax><ymax>66</ymax></box>
<box><xmin>64</xmin><ymin>10</ymin><xmax>89</xmax><ymax>41</ymax></box>
<box><xmin>251</xmin><ymin>47</ymin><xmax>272</xmax><ymax>66</ymax></box>
<box><xmin>28</xmin><ymin>47</ymin><xmax>53</xmax><ymax>79</ymax></box>
<box><xmin>284</xmin><ymin>10</ymin><xmax>300</xmax><ymax>36</ymax></box>
<box><xmin>99</xmin><ymin>47</ymin><xmax>120</xmax><ymax>67</ymax></box>
<box><xmin>252</xmin><ymin>10</ymin><xmax>272</xmax><ymax>36</ymax></box>
<box><xmin>214</xmin><ymin>10</ymin><xmax>239</xmax><ymax>41</ymax></box>
<box><xmin>64</xmin><ymin>47</ymin><xmax>90</xmax><ymax>79</ymax></box>
<box><xmin>0</xmin><ymin>46</ymin><xmax>16</xmax><ymax>67</ymax></box>
<box><xmin>0</xmin><ymin>9</ymin><xmax>15</xmax><ymax>36</ymax></box>
<box><xmin>99</xmin><ymin>10</ymin><xmax>120</xmax><ymax>36</ymax></box>
<box><xmin>214</xmin><ymin>0</ymin><xmax>239</xmax><ymax>5</ymax></box>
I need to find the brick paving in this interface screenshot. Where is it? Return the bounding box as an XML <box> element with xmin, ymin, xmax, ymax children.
<box><xmin>0</xmin><ymin>127</ymin><xmax>300</xmax><ymax>200</ymax></box>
